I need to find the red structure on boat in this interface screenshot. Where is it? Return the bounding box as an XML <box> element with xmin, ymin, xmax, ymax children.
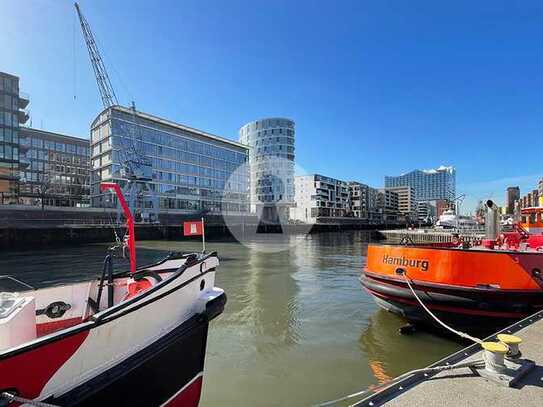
<box><xmin>0</xmin><ymin>183</ymin><xmax>225</xmax><ymax>406</ymax></box>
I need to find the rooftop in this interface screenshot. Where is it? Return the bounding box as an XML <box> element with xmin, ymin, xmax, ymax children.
<box><xmin>20</xmin><ymin>127</ymin><xmax>88</xmax><ymax>144</ymax></box>
<box><xmin>93</xmin><ymin>105</ymin><xmax>248</xmax><ymax>150</ymax></box>
<box><xmin>388</xmin><ymin>165</ymin><xmax>456</xmax><ymax>177</ymax></box>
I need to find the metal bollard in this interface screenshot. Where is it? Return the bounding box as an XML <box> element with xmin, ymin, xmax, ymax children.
<box><xmin>482</xmin><ymin>342</ymin><xmax>508</xmax><ymax>374</ymax></box>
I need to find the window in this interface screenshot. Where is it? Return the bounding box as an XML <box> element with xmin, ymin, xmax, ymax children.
<box><xmin>3</xmin><ymin>129</ymin><xmax>11</xmax><ymax>143</ymax></box>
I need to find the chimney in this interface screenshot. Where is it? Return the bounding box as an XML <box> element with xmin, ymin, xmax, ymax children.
<box><xmin>485</xmin><ymin>200</ymin><xmax>500</xmax><ymax>240</ymax></box>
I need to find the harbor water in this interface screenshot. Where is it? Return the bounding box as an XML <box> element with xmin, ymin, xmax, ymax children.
<box><xmin>0</xmin><ymin>230</ymin><xmax>461</xmax><ymax>406</ymax></box>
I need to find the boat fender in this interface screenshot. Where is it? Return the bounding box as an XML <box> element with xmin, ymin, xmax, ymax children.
<box><xmin>36</xmin><ymin>302</ymin><xmax>71</xmax><ymax>319</ymax></box>
<box><xmin>125</xmin><ymin>278</ymin><xmax>153</xmax><ymax>300</ymax></box>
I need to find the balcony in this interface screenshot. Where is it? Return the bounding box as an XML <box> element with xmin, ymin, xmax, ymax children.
<box><xmin>18</xmin><ymin>109</ymin><xmax>29</xmax><ymax>125</ymax></box>
<box><xmin>18</xmin><ymin>92</ymin><xmax>30</xmax><ymax>109</ymax></box>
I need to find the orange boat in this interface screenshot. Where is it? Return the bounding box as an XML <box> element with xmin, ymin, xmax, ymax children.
<box><xmin>361</xmin><ymin>201</ymin><xmax>543</xmax><ymax>333</ymax></box>
<box><xmin>520</xmin><ymin>206</ymin><xmax>543</xmax><ymax>234</ymax></box>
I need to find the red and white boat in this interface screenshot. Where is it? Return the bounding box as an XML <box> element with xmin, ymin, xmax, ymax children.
<box><xmin>0</xmin><ymin>183</ymin><xmax>226</xmax><ymax>406</ymax></box>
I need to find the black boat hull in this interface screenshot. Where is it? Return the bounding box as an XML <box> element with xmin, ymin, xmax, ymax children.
<box><xmin>47</xmin><ymin>293</ymin><xmax>226</xmax><ymax>407</ymax></box>
<box><xmin>361</xmin><ymin>272</ymin><xmax>543</xmax><ymax>334</ymax></box>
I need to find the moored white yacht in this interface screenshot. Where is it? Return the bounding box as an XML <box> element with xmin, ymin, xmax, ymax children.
<box><xmin>435</xmin><ymin>209</ymin><xmax>478</xmax><ymax>229</ymax></box>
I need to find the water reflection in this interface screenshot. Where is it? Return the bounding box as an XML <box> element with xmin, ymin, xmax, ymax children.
<box><xmin>237</xmin><ymin>242</ymin><xmax>302</xmax><ymax>354</ymax></box>
<box><xmin>359</xmin><ymin>309</ymin><xmax>461</xmax><ymax>381</ymax></box>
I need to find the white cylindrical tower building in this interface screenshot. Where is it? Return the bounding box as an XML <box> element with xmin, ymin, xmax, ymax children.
<box><xmin>239</xmin><ymin>117</ymin><xmax>295</xmax><ymax>223</ymax></box>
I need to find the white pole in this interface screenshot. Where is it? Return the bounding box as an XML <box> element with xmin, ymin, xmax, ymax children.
<box><xmin>201</xmin><ymin>217</ymin><xmax>206</xmax><ymax>253</ymax></box>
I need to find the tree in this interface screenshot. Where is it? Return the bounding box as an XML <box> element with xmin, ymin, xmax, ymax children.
<box><xmin>36</xmin><ymin>173</ymin><xmax>52</xmax><ymax>214</ymax></box>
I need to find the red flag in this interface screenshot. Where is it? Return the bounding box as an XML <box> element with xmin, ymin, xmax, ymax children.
<box><xmin>183</xmin><ymin>220</ymin><xmax>203</xmax><ymax>236</ymax></box>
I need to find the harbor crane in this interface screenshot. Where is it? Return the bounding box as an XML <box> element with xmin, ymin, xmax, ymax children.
<box><xmin>74</xmin><ymin>2</ymin><xmax>159</xmax><ymax>223</ymax></box>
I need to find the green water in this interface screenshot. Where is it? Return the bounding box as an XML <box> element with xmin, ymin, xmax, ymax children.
<box><xmin>0</xmin><ymin>231</ymin><xmax>461</xmax><ymax>406</ymax></box>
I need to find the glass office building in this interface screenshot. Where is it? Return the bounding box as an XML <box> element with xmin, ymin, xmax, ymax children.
<box><xmin>385</xmin><ymin>165</ymin><xmax>456</xmax><ymax>203</ymax></box>
<box><xmin>18</xmin><ymin>128</ymin><xmax>90</xmax><ymax>207</ymax></box>
<box><xmin>90</xmin><ymin>106</ymin><xmax>249</xmax><ymax>213</ymax></box>
<box><xmin>0</xmin><ymin>72</ymin><xmax>29</xmax><ymax>204</ymax></box>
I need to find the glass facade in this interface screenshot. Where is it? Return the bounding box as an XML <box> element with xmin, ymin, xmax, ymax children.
<box><xmin>18</xmin><ymin>128</ymin><xmax>90</xmax><ymax>207</ymax></box>
<box><xmin>0</xmin><ymin>72</ymin><xmax>28</xmax><ymax>204</ymax></box>
<box><xmin>90</xmin><ymin>107</ymin><xmax>249</xmax><ymax>213</ymax></box>
<box><xmin>239</xmin><ymin>118</ymin><xmax>295</xmax><ymax>219</ymax></box>
<box><xmin>385</xmin><ymin>166</ymin><xmax>456</xmax><ymax>203</ymax></box>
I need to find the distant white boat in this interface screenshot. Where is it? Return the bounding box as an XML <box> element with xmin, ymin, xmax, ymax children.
<box><xmin>436</xmin><ymin>209</ymin><xmax>478</xmax><ymax>229</ymax></box>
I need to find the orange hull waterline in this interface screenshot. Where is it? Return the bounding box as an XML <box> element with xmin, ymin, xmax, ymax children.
<box><xmin>362</xmin><ymin>203</ymin><xmax>543</xmax><ymax>334</ymax></box>
<box><xmin>362</xmin><ymin>244</ymin><xmax>543</xmax><ymax>333</ymax></box>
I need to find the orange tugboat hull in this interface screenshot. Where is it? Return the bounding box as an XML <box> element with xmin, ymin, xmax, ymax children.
<box><xmin>361</xmin><ymin>244</ymin><xmax>543</xmax><ymax>333</ymax></box>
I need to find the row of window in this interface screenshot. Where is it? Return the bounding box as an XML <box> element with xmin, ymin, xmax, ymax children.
<box><xmin>23</xmin><ymin>149</ymin><xmax>89</xmax><ymax>165</ymax></box>
<box><xmin>0</xmin><ymin>111</ymin><xmax>19</xmax><ymax>127</ymax></box>
<box><xmin>24</xmin><ymin>161</ymin><xmax>87</xmax><ymax>176</ymax></box>
<box><xmin>93</xmin><ymin>151</ymin><xmax>244</xmax><ymax>182</ymax></box>
<box><xmin>0</xmin><ymin>94</ymin><xmax>19</xmax><ymax>110</ymax></box>
<box><xmin>245</xmin><ymin>129</ymin><xmax>295</xmax><ymax>141</ymax></box>
<box><xmin>20</xmin><ymin>171</ymin><xmax>88</xmax><ymax>186</ymax></box>
<box><xmin>240</xmin><ymin>119</ymin><xmax>294</xmax><ymax>134</ymax></box>
<box><xmin>98</xmin><ymin>136</ymin><xmax>245</xmax><ymax>174</ymax></box>
<box><xmin>0</xmin><ymin>144</ymin><xmax>18</xmax><ymax>161</ymax></box>
<box><xmin>20</xmin><ymin>137</ymin><xmax>89</xmax><ymax>156</ymax></box>
<box><xmin>109</xmin><ymin>119</ymin><xmax>247</xmax><ymax>164</ymax></box>
<box><xmin>0</xmin><ymin>77</ymin><xmax>18</xmax><ymax>93</ymax></box>
<box><xmin>149</xmin><ymin>198</ymin><xmax>247</xmax><ymax>212</ymax></box>
<box><xmin>95</xmin><ymin>164</ymin><xmax>246</xmax><ymax>193</ymax></box>
<box><xmin>253</xmin><ymin>145</ymin><xmax>295</xmax><ymax>154</ymax></box>
<box><xmin>0</xmin><ymin>128</ymin><xmax>18</xmax><ymax>144</ymax></box>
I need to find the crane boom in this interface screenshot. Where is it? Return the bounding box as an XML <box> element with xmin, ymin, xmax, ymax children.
<box><xmin>75</xmin><ymin>2</ymin><xmax>118</xmax><ymax>108</ymax></box>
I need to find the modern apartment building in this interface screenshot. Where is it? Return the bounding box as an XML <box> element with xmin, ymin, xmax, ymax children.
<box><xmin>505</xmin><ymin>186</ymin><xmax>520</xmax><ymax>214</ymax></box>
<box><xmin>384</xmin><ymin>185</ymin><xmax>415</xmax><ymax>218</ymax></box>
<box><xmin>377</xmin><ymin>188</ymin><xmax>400</xmax><ymax>221</ymax></box>
<box><xmin>417</xmin><ymin>201</ymin><xmax>437</xmax><ymax>221</ymax></box>
<box><xmin>385</xmin><ymin>165</ymin><xmax>456</xmax><ymax>203</ymax></box>
<box><xmin>90</xmin><ymin>106</ymin><xmax>249</xmax><ymax>214</ymax></box>
<box><xmin>0</xmin><ymin>72</ymin><xmax>29</xmax><ymax>204</ymax></box>
<box><xmin>239</xmin><ymin>117</ymin><xmax>295</xmax><ymax>222</ymax></box>
<box><xmin>291</xmin><ymin>174</ymin><xmax>349</xmax><ymax>223</ymax></box>
<box><xmin>520</xmin><ymin>190</ymin><xmax>539</xmax><ymax>209</ymax></box>
<box><xmin>18</xmin><ymin>128</ymin><xmax>90</xmax><ymax>207</ymax></box>
<box><xmin>347</xmin><ymin>181</ymin><xmax>381</xmax><ymax>221</ymax></box>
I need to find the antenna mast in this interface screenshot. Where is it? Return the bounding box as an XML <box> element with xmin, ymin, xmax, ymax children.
<box><xmin>74</xmin><ymin>2</ymin><xmax>118</xmax><ymax>108</ymax></box>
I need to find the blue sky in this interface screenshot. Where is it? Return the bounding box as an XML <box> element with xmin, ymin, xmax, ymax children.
<box><xmin>2</xmin><ymin>0</ymin><xmax>543</xmax><ymax>212</ymax></box>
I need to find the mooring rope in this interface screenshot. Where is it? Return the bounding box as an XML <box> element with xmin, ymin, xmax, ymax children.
<box><xmin>401</xmin><ymin>272</ymin><xmax>483</xmax><ymax>344</ymax></box>
<box><xmin>1</xmin><ymin>392</ymin><xmax>59</xmax><ymax>407</ymax></box>
<box><xmin>316</xmin><ymin>359</ymin><xmax>485</xmax><ymax>406</ymax></box>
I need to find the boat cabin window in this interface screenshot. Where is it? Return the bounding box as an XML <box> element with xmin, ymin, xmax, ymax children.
<box><xmin>530</xmin><ymin>213</ymin><xmax>536</xmax><ymax>224</ymax></box>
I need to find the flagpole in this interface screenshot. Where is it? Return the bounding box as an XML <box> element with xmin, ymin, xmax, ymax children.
<box><xmin>201</xmin><ymin>217</ymin><xmax>206</xmax><ymax>253</ymax></box>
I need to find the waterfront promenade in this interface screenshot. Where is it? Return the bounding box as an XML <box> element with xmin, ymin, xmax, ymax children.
<box><xmin>0</xmin><ymin>205</ymin><xmax>399</xmax><ymax>248</ymax></box>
